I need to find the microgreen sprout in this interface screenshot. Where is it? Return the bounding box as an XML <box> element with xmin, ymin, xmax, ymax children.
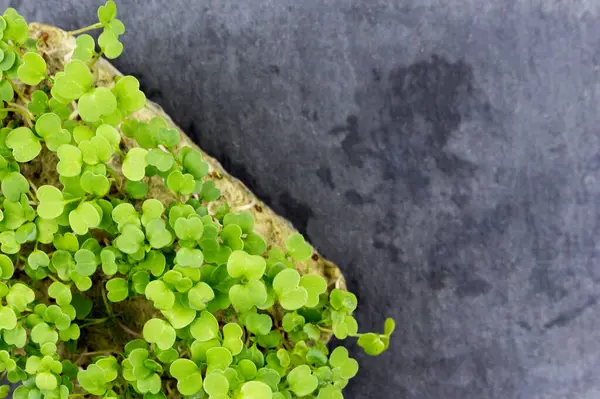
<box><xmin>0</xmin><ymin>2</ymin><xmax>394</xmax><ymax>398</ymax></box>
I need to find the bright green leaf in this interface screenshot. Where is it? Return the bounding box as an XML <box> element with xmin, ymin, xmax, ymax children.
<box><xmin>78</xmin><ymin>87</ymin><xmax>117</xmax><ymax>123</ymax></box>
<box><xmin>56</xmin><ymin>144</ymin><xmax>82</xmax><ymax>177</ymax></box>
<box><xmin>285</xmin><ymin>233</ymin><xmax>313</xmax><ymax>261</ymax></box>
<box><xmin>106</xmin><ymin>278</ymin><xmax>129</xmax><ymax>302</ymax></box>
<box><xmin>238</xmin><ymin>381</ymin><xmax>273</xmax><ymax>399</ymax></box>
<box><xmin>36</xmin><ymin>185</ymin><xmax>65</xmax><ymax>220</ymax></box>
<box><xmin>5</xmin><ymin>127</ymin><xmax>41</xmax><ymax>162</ymax></box>
<box><xmin>287</xmin><ymin>365</ymin><xmax>318</xmax><ymax>397</ymax></box>
<box><xmin>190</xmin><ymin>310</ymin><xmax>219</xmax><ymax>342</ymax></box>
<box><xmin>48</xmin><ymin>282</ymin><xmax>72</xmax><ymax>306</ymax></box>
<box><xmin>1</xmin><ymin>171</ymin><xmax>28</xmax><ymax>202</ymax></box>
<box><xmin>122</xmin><ymin>147</ymin><xmax>148</xmax><ymax>181</ymax></box>
<box><xmin>17</xmin><ymin>52</ymin><xmax>46</xmax><ymax>85</ymax></box>
<box><xmin>73</xmin><ymin>34</ymin><xmax>95</xmax><ymax>62</ymax></box>
<box><xmin>170</xmin><ymin>359</ymin><xmax>203</xmax><ymax>396</ymax></box>
<box><xmin>143</xmin><ymin>318</ymin><xmax>176</xmax><ymax>350</ymax></box>
<box><xmin>144</xmin><ymin>280</ymin><xmax>175</xmax><ymax>310</ymax></box>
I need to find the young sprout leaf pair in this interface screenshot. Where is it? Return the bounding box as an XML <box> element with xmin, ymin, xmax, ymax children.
<box><xmin>17</xmin><ymin>52</ymin><xmax>46</xmax><ymax>85</ymax></box>
<box><xmin>143</xmin><ymin>318</ymin><xmax>176</xmax><ymax>350</ymax></box>
<box><xmin>357</xmin><ymin>318</ymin><xmax>396</xmax><ymax>356</ymax></box>
<box><xmin>6</xmin><ymin>127</ymin><xmax>41</xmax><ymax>162</ymax></box>
<box><xmin>77</xmin><ymin>357</ymin><xmax>118</xmax><ymax>396</ymax></box>
<box><xmin>52</xmin><ymin>60</ymin><xmax>93</xmax><ymax>103</ymax></box>
<box><xmin>36</xmin><ymin>113</ymin><xmax>70</xmax><ymax>151</ymax></box>
<box><xmin>273</xmin><ymin>269</ymin><xmax>327</xmax><ymax>310</ymax></box>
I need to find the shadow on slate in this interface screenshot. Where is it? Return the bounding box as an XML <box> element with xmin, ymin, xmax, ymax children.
<box><xmin>15</xmin><ymin>0</ymin><xmax>600</xmax><ymax>398</ymax></box>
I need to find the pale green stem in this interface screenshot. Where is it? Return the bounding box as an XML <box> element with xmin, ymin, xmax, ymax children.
<box><xmin>78</xmin><ymin>349</ymin><xmax>119</xmax><ymax>357</ymax></box>
<box><xmin>27</xmin><ymin>178</ymin><xmax>39</xmax><ymax>204</ymax></box>
<box><xmin>79</xmin><ymin>317</ymin><xmax>111</xmax><ymax>329</ymax></box>
<box><xmin>7</xmin><ymin>79</ymin><xmax>28</xmax><ymax>104</ymax></box>
<box><xmin>101</xmin><ymin>283</ymin><xmax>114</xmax><ymax>317</ymax></box>
<box><xmin>89</xmin><ymin>51</ymin><xmax>104</xmax><ymax>67</ymax></box>
<box><xmin>106</xmin><ymin>165</ymin><xmax>123</xmax><ymax>192</ymax></box>
<box><xmin>26</xmin><ymin>177</ymin><xmax>39</xmax><ymax>194</ymax></box>
<box><xmin>63</xmin><ymin>197</ymin><xmax>83</xmax><ymax>205</ymax></box>
<box><xmin>117</xmin><ymin>321</ymin><xmax>141</xmax><ymax>337</ymax></box>
<box><xmin>67</xmin><ymin>22</ymin><xmax>103</xmax><ymax>36</ymax></box>
<box><xmin>3</xmin><ymin>107</ymin><xmax>33</xmax><ymax>127</ymax></box>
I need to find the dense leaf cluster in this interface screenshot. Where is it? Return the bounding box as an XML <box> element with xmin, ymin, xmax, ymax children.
<box><xmin>0</xmin><ymin>2</ymin><xmax>394</xmax><ymax>398</ymax></box>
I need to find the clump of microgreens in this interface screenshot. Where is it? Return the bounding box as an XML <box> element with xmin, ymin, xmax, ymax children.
<box><xmin>0</xmin><ymin>2</ymin><xmax>394</xmax><ymax>398</ymax></box>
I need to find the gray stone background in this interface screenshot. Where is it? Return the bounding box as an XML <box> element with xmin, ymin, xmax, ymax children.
<box><xmin>7</xmin><ymin>0</ymin><xmax>600</xmax><ymax>398</ymax></box>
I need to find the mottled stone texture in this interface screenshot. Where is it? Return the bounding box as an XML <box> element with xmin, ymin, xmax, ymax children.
<box><xmin>11</xmin><ymin>0</ymin><xmax>600</xmax><ymax>398</ymax></box>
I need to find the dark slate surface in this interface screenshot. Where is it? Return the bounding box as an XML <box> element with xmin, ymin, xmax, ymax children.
<box><xmin>11</xmin><ymin>0</ymin><xmax>600</xmax><ymax>398</ymax></box>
